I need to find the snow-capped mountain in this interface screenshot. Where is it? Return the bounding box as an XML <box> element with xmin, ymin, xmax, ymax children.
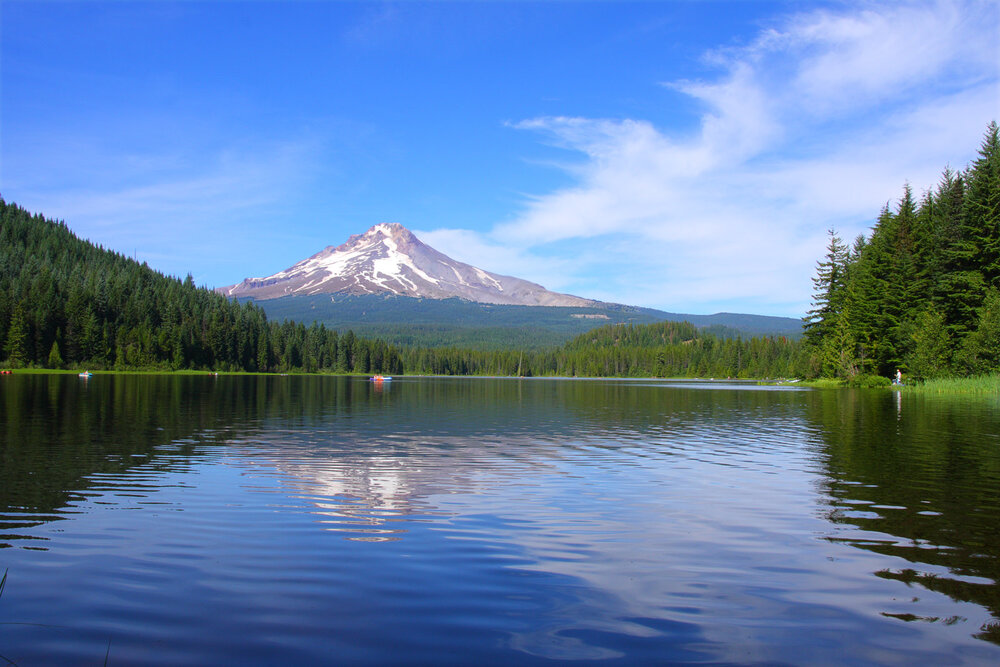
<box><xmin>219</xmin><ymin>223</ymin><xmax>595</xmax><ymax>307</ymax></box>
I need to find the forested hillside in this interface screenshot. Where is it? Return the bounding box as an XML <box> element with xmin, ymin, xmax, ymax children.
<box><xmin>804</xmin><ymin>122</ymin><xmax>1000</xmax><ymax>380</ymax></box>
<box><xmin>244</xmin><ymin>294</ymin><xmax>802</xmax><ymax>351</ymax></box>
<box><xmin>0</xmin><ymin>200</ymin><xmax>402</xmax><ymax>374</ymax></box>
<box><xmin>399</xmin><ymin>320</ymin><xmax>806</xmax><ymax>378</ymax></box>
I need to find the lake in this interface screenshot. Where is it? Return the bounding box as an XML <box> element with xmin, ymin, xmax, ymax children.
<box><xmin>2</xmin><ymin>374</ymin><xmax>999</xmax><ymax>664</ymax></box>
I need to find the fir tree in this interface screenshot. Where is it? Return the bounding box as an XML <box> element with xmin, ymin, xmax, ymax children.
<box><xmin>960</xmin><ymin>288</ymin><xmax>1000</xmax><ymax>374</ymax></box>
<box><xmin>47</xmin><ymin>339</ymin><xmax>64</xmax><ymax>369</ymax></box>
<box><xmin>804</xmin><ymin>229</ymin><xmax>849</xmax><ymax>349</ymax></box>
<box><xmin>963</xmin><ymin>121</ymin><xmax>1000</xmax><ymax>290</ymax></box>
<box><xmin>907</xmin><ymin>309</ymin><xmax>950</xmax><ymax>379</ymax></box>
<box><xmin>4</xmin><ymin>303</ymin><xmax>29</xmax><ymax>368</ymax></box>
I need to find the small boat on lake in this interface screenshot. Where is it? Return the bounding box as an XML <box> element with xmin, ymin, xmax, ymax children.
<box><xmin>79</xmin><ymin>371</ymin><xmax>93</xmax><ymax>378</ymax></box>
<box><xmin>370</xmin><ymin>375</ymin><xmax>392</xmax><ymax>382</ymax></box>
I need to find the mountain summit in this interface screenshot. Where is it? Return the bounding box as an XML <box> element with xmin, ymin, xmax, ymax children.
<box><xmin>219</xmin><ymin>223</ymin><xmax>595</xmax><ymax>307</ymax></box>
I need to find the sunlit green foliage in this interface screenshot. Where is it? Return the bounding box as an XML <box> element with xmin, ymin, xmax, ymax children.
<box><xmin>805</xmin><ymin>122</ymin><xmax>1000</xmax><ymax>380</ymax></box>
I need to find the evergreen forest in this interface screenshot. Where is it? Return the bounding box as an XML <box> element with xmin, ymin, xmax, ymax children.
<box><xmin>398</xmin><ymin>320</ymin><xmax>804</xmax><ymax>378</ymax></box>
<box><xmin>0</xmin><ymin>199</ymin><xmax>403</xmax><ymax>374</ymax></box>
<box><xmin>803</xmin><ymin>122</ymin><xmax>1000</xmax><ymax>381</ymax></box>
<box><xmin>243</xmin><ymin>293</ymin><xmax>802</xmax><ymax>351</ymax></box>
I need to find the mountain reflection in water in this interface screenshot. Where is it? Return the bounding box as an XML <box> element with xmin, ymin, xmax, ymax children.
<box><xmin>1</xmin><ymin>374</ymin><xmax>998</xmax><ymax>664</ymax></box>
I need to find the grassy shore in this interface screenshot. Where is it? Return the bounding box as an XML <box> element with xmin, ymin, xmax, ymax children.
<box><xmin>769</xmin><ymin>374</ymin><xmax>999</xmax><ymax>395</ymax></box>
<box><xmin>901</xmin><ymin>374</ymin><xmax>1000</xmax><ymax>396</ymax></box>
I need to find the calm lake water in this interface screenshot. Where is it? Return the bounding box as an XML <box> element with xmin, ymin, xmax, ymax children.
<box><xmin>2</xmin><ymin>374</ymin><xmax>999</xmax><ymax>665</ymax></box>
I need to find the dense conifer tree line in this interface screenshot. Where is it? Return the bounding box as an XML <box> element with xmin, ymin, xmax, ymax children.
<box><xmin>0</xmin><ymin>199</ymin><xmax>403</xmax><ymax>374</ymax></box>
<box><xmin>804</xmin><ymin>122</ymin><xmax>1000</xmax><ymax>380</ymax></box>
<box><xmin>399</xmin><ymin>320</ymin><xmax>806</xmax><ymax>378</ymax></box>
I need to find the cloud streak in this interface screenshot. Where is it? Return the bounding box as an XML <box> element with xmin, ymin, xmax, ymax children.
<box><xmin>479</xmin><ymin>0</ymin><xmax>999</xmax><ymax>316</ymax></box>
<box><xmin>8</xmin><ymin>136</ymin><xmax>324</xmax><ymax>285</ymax></box>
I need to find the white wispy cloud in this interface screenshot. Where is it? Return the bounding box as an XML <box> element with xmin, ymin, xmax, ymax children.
<box><xmin>13</xmin><ymin>141</ymin><xmax>324</xmax><ymax>286</ymax></box>
<box><xmin>479</xmin><ymin>0</ymin><xmax>999</xmax><ymax>316</ymax></box>
<box><xmin>6</xmin><ymin>131</ymin><xmax>326</xmax><ymax>286</ymax></box>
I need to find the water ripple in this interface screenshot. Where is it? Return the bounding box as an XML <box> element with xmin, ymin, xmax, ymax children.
<box><xmin>2</xmin><ymin>375</ymin><xmax>998</xmax><ymax>663</ymax></box>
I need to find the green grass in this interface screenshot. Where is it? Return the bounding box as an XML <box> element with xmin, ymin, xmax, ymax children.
<box><xmin>770</xmin><ymin>374</ymin><xmax>1000</xmax><ymax>395</ymax></box>
<box><xmin>903</xmin><ymin>374</ymin><xmax>1000</xmax><ymax>396</ymax></box>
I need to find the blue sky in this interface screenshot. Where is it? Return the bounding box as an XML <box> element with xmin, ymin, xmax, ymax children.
<box><xmin>2</xmin><ymin>1</ymin><xmax>998</xmax><ymax>317</ymax></box>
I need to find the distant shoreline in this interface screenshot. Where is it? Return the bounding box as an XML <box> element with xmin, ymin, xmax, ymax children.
<box><xmin>4</xmin><ymin>368</ymin><xmax>997</xmax><ymax>396</ymax></box>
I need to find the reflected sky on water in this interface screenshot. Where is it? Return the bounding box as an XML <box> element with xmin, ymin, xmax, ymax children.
<box><xmin>1</xmin><ymin>374</ymin><xmax>998</xmax><ymax>664</ymax></box>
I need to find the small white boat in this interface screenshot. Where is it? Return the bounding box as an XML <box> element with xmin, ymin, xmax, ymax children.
<box><xmin>78</xmin><ymin>371</ymin><xmax>93</xmax><ymax>378</ymax></box>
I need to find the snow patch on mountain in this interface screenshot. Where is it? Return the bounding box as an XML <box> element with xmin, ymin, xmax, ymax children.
<box><xmin>219</xmin><ymin>223</ymin><xmax>595</xmax><ymax>307</ymax></box>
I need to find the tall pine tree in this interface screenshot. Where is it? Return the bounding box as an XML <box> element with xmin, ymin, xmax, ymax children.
<box><xmin>804</xmin><ymin>230</ymin><xmax>849</xmax><ymax>346</ymax></box>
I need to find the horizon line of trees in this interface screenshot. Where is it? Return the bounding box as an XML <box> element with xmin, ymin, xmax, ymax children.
<box><xmin>398</xmin><ymin>320</ymin><xmax>806</xmax><ymax>378</ymax></box>
<box><xmin>803</xmin><ymin>121</ymin><xmax>1000</xmax><ymax>380</ymax></box>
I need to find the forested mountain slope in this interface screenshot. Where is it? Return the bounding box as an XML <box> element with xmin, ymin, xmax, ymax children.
<box><xmin>0</xmin><ymin>200</ymin><xmax>401</xmax><ymax>374</ymax></box>
<box><xmin>243</xmin><ymin>293</ymin><xmax>802</xmax><ymax>351</ymax></box>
